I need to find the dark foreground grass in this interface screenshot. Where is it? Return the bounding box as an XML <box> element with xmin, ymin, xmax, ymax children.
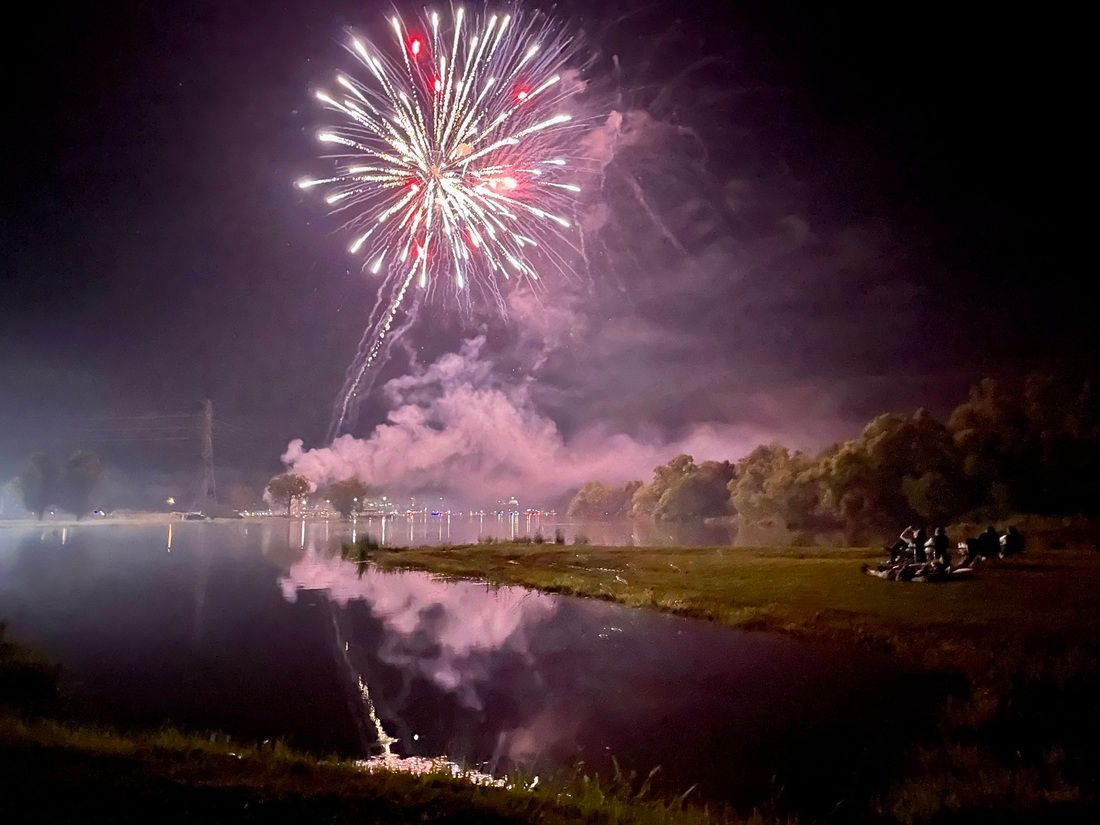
<box><xmin>358</xmin><ymin>542</ymin><xmax>1100</xmax><ymax>823</ymax></box>
<box><xmin>0</xmin><ymin>715</ymin><xmax>774</xmax><ymax>825</ymax></box>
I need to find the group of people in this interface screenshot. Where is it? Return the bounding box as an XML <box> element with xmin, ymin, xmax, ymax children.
<box><xmin>870</xmin><ymin>524</ymin><xmax>1025</xmax><ymax>582</ymax></box>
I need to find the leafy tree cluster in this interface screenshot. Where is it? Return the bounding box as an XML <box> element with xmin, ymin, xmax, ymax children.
<box><xmin>326</xmin><ymin>478</ymin><xmax>370</xmax><ymax>518</ymax></box>
<box><xmin>266</xmin><ymin>473</ymin><xmax>312</xmax><ymax>516</ymax></box>
<box><xmin>566</xmin><ymin>480</ymin><xmax>642</xmax><ymax>519</ymax></box>
<box><xmin>569</xmin><ymin>375</ymin><xmax>1100</xmax><ymax>533</ymax></box>
<box><xmin>628</xmin><ymin>455</ymin><xmax>735</xmax><ymax>522</ymax></box>
<box><xmin>264</xmin><ymin>475</ymin><xmax>371</xmax><ymax>518</ymax></box>
<box><xmin>14</xmin><ymin>451</ymin><xmax>105</xmax><ymax>519</ymax></box>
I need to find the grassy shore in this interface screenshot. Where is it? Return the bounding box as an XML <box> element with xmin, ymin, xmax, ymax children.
<box><xmin>356</xmin><ymin>541</ymin><xmax>1100</xmax><ymax>822</ymax></box>
<box><xmin>0</xmin><ymin>715</ymin><xmax>760</xmax><ymax>825</ymax></box>
<box><xmin>363</xmin><ymin>543</ymin><xmax>1100</xmax><ymax>660</ymax></box>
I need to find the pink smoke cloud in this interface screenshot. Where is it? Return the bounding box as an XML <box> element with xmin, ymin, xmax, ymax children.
<box><xmin>282</xmin><ymin>336</ymin><xmax>777</xmax><ymax>504</ymax></box>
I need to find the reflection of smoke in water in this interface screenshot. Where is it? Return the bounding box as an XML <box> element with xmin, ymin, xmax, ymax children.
<box><xmin>280</xmin><ymin>555</ymin><xmax>557</xmax><ymax>712</ymax></box>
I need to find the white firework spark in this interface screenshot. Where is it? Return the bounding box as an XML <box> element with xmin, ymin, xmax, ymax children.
<box><xmin>298</xmin><ymin>5</ymin><xmax>584</xmax><ymax>439</ymax></box>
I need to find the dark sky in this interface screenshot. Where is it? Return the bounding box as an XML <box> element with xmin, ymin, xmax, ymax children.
<box><xmin>0</xmin><ymin>1</ymin><xmax>1090</xmax><ymax>501</ymax></box>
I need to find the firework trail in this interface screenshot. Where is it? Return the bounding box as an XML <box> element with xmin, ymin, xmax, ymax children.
<box><xmin>330</xmin><ymin>291</ymin><xmax>421</xmax><ymax>437</ymax></box>
<box><xmin>299</xmin><ymin>6</ymin><xmax>585</xmax><ymax>440</ymax></box>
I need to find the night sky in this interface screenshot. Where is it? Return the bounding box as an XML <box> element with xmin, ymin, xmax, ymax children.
<box><xmin>0</xmin><ymin>1</ymin><xmax>1089</xmax><ymax>502</ymax></box>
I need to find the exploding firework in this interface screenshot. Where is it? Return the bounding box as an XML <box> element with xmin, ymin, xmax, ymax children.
<box><xmin>299</xmin><ymin>5</ymin><xmax>585</xmax><ymax>439</ymax></box>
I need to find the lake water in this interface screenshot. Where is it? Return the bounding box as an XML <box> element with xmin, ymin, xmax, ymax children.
<box><xmin>0</xmin><ymin>521</ymin><xmax>932</xmax><ymax>812</ymax></box>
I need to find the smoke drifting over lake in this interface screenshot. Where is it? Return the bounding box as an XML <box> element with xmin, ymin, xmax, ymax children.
<box><xmin>282</xmin><ymin>334</ymin><xmax>779</xmax><ymax>505</ymax></box>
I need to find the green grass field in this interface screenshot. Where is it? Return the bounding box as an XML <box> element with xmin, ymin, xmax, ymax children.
<box><xmin>364</xmin><ymin>543</ymin><xmax>1100</xmax><ymax>670</ymax></box>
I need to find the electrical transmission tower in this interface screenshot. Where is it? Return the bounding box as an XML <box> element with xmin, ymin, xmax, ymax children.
<box><xmin>196</xmin><ymin>398</ymin><xmax>218</xmax><ymax>510</ymax></box>
<box><xmin>2</xmin><ymin>400</ymin><xmax>248</xmax><ymax>515</ymax></box>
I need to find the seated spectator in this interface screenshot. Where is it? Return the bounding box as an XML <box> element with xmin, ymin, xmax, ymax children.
<box><xmin>1002</xmin><ymin>525</ymin><xmax>1025</xmax><ymax>557</ymax></box>
<box><xmin>930</xmin><ymin>527</ymin><xmax>951</xmax><ymax>565</ymax></box>
<box><xmin>979</xmin><ymin>525</ymin><xmax>1000</xmax><ymax>560</ymax></box>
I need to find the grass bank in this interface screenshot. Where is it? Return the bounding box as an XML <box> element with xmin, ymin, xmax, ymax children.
<box><xmin>0</xmin><ymin>716</ymin><xmax>760</xmax><ymax>825</ymax></box>
<box><xmin>356</xmin><ymin>541</ymin><xmax>1100</xmax><ymax>822</ymax></box>
<box><xmin>362</xmin><ymin>543</ymin><xmax>1100</xmax><ymax>663</ymax></box>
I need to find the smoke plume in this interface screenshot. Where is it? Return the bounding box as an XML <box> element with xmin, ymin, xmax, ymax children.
<box><xmin>282</xmin><ymin>334</ymin><xmax>777</xmax><ymax>504</ymax></box>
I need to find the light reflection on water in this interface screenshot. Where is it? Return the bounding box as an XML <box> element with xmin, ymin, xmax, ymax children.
<box><xmin>0</xmin><ymin>521</ymin><xmax>930</xmax><ymax>811</ymax></box>
<box><xmin>314</xmin><ymin>512</ymin><xmax>734</xmax><ymax>550</ymax></box>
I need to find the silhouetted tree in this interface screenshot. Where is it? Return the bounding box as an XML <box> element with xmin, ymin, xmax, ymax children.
<box><xmin>266</xmin><ymin>473</ymin><xmax>311</xmax><ymax>516</ymax></box>
<box><xmin>575</xmin><ymin>373</ymin><xmax>1100</xmax><ymax>536</ymax></box>
<box><xmin>59</xmin><ymin>451</ymin><xmax>104</xmax><ymax>519</ymax></box>
<box><xmin>813</xmin><ymin>409</ymin><xmax>964</xmax><ymax>537</ymax></box>
<box><xmin>15</xmin><ymin>453</ymin><xmax>58</xmax><ymax>520</ymax></box>
<box><xmin>948</xmin><ymin>375</ymin><xmax>1100</xmax><ymax>516</ymax></box>
<box><xmin>326</xmin><ymin>478</ymin><xmax>370</xmax><ymax>518</ymax></box>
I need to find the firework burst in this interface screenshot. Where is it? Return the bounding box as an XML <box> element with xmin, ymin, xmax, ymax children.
<box><xmin>298</xmin><ymin>5</ymin><xmax>584</xmax><ymax>438</ymax></box>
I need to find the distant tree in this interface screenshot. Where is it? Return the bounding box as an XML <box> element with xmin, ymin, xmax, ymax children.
<box><xmin>15</xmin><ymin>453</ymin><xmax>58</xmax><ymax>520</ymax></box>
<box><xmin>948</xmin><ymin>378</ymin><xmax>1034</xmax><ymax>515</ymax></box>
<box><xmin>948</xmin><ymin>375</ymin><xmax>1100</xmax><ymax>517</ymax></box>
<box><xmin>901</xmin><ymin>470</ymin><xmax>966</xmax><ymax>527</ymax></box>
<box><xmin>567</xmin><ymin>373</ymin><xmax>1100</xmax><ymax>537</ymax></box>
<box><xmin>266</xmin><ymin>473</ymin><xmax>311</xmax><ymax>516</ymax></box>
<box><xmin>815</xmin><ymin>409</ymin><xmax>964</xmax><ymax>535</ymax></box>
<box><xmin>653</xmin><ymin>460</ymin><xmax>735</xmax><ymax>522</ymax></box>
<box><xmin>567</xmin><ymin>480</ymin><xmax>642</xmax><ymax>519</ymax></box>
<box><xmin>59</xmin><ymin>451</ymin><xmax>105</xmax><ymax>519</ymax></box>
<box><xmin>631</xmin><ymin>454</ymin><xmax>697</xmax><ymax>518</ymax></box>
<box><xmin>326</xmin><ymin>478</ymin><xmax>370</xmax><ymax>518</ymax></box>
<box><xmin>729</xmin><ymin>444</ymin><xmax>821</xmax><ymax>529</ymax></box>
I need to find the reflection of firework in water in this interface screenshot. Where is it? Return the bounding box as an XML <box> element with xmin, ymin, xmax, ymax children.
<box><xmin>299</xmin><ymin>6</ymin><xmax>585</xmax><ymax>439</ymax></box>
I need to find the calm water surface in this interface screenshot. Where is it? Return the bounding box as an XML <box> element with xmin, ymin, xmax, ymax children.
<box><xmin>0</xmin><ymin>521</ymin><xmax>929</xmax><ymax>810</ymax></box>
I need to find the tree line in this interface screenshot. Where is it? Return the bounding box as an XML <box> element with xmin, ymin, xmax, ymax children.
<box><xmin>11</xmin><ymin>451</ymin><xmax>106</xmax><ymax>520</ymax></box>
<box><xmin>265</xmin><ymin>473</ymin><xmax>369</xmax><ymax>518</ymax></box>
<box><xmin>567</xmin><ymin>375</ymin><xmax>1100</xmax><ymax>540</ymax></box>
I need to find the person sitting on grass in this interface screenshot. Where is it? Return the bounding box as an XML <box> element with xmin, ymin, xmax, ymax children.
<box><xmin>912</xmin><ymin>526</ymin><xmax>929</xmax><ymax>563</ymax></box>
<box><xmin>1001</xmin><ymin>525</ymin><xmax>1025</xmax><ymax>558</ymax></box>
<box><xmin>959</xmin><ymin>536</ymin><xmax>983</xmax><ymax>567</ymax></box>
<box><xmin>889</xmin><ymin>525</ymin><xmax>917</xmax><ymax>563</ymax></box>
<box><xmin>929</xmin><ymin>527</ymin><xmax>951</xmax><ymax>566</ymax></box>
<box><xmin>979</xmin><ymin>525</ymin><xmax>1000</xmax><ymax>560</ymax></box>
